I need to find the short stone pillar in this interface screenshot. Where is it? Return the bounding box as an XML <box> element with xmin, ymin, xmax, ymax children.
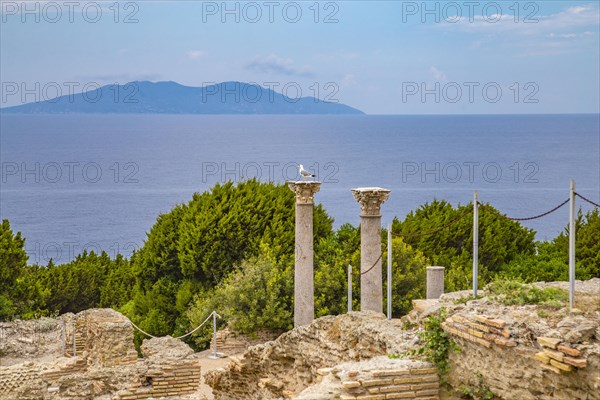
<box><xmin>426</xmin><ymin>266</ymin><xmax>445</xmax><ymax>299</ymax></box>
<box><xmin>352</xmin><ymin>187</ymin><xmax>391</xmax><ymax>313</ymax></box>
<box><xmin>288</xmin><ymin>181</ymin><xmax>321</xmax><ymax>327</ymax></box>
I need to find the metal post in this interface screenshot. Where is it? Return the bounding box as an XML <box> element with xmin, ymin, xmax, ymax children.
<box><xmin>212</xmin><ymin>311</ymin><xmax>217</xmax><ymax>357</ymax></box>
<box><xmin>72</xmin><ymin>320</ymin><xmax>76</xmax><ymax>357</ymax></box>
<box><xmin>473</xmin><ymin>191</ymin><xmax>479</xmax><ymax>298</ymax></box>
<box><xmin>569</xmin><ymin>179</ymin><xmax>576</xmax><ymax>311</ymax></box>
<box><xmin>387</xmin><ymin>223</ymin><xmax>392</xmax><ymax>320</ymax></box>
<box><xmin>347</xmin><ymin>264</ymin><xmax>352</xmax><ymax>313</ymax></box>
<box><xmin>61</xmin><ymin>319</ymin><xmax>66</xmax><ymax>357</ymax></box>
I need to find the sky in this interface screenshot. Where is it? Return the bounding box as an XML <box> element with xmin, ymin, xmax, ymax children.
<box><xmin>1</xmin><ymin>0</ymin><xmax>599</xmax><ymax>114</ymax></box>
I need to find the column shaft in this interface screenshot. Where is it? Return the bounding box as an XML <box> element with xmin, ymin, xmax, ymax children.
<box><xmin>361</xmin><ymin>215</ymin><xmax>383</xmax><ymax>312</ymax></box>
<box><xmin>295</xmin><ymin>203</ymin><xmax>314</xmax><ymax>327</ymax></box>
<box><xmin>352</xmin><ymin>187</ymin><xmax>391</xmax><ymax>314</ymax></box>
<box><xmin>288</xmin><ymin>181</ymin><xmax>321</xmax><ymax>327</ymax></box>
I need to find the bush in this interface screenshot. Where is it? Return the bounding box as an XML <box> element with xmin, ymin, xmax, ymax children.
<box><xmin>485</xmin><ymin>279</ymin><xmax>567</xmax><ymax>308</ymax></box>
<box><xmin>187</xmin><ymin>249</ymin><xmax>293</xmax><ymax>349</ymax></box>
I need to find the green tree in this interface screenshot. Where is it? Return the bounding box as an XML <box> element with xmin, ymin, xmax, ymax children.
<box><xmin>552</xmin><ymin>208</ymin><xmax>600</xmax><ymax>279</ymax></box>
<box><xmin>392</xmin><ymin>200</ymin><xmax>535</xmax><ymax>291</ymax></box>
<box><xmin>128</xmin><ymin>180</ymin><xmax>333</xmax><ymax>339</ymax></box>
<box><xmin>0</xmin><ymin>219</ymin><xmax>28</xmax><ymax>320</ymax></box>
<box><xmin>187</xmin><ymin>248</ymin><xmax>293</xmax><ymax>349</ymax></box>
<box><xmin>314</xmin><ymin>223</ymin><xmax>361</xmax><ymax>316</ymax></box>
<box><xmin>42</xmin><ymin>251</ymin><xmax>114</xmax><ymax>314</ymax></box>
<box><xmin>384</xmin><ymin>237</ymin><xmax>430</xmax><ymax>316</ymax></box>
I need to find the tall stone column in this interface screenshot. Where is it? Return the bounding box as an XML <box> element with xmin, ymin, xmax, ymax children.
<box><xmin>288</xmin><ymin>181</ymin><xmax>321</xmax><ymax>327</ymax></box>
<box><xmin>352</xmin><ymin>187</ymin><xmax>391</xmax><ymax>313</ymax></box>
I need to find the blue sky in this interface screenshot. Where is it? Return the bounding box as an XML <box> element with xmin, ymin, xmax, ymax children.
<box><xmin>1</xmin><ymin>1</ymin><xmax>599</xmax><ymax>114</ymax></box>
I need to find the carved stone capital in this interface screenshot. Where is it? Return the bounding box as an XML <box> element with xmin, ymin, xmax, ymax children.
<box><xmin>352</xmin><ymin>187</ymin><xmax>391</xmax><ymax>217</ymax></box>
<box><xmin>287</xmin><ymin>181</ymin><xmax>321</xmax><ymax>205</ymax></box>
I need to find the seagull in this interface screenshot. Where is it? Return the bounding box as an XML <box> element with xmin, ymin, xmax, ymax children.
<box><xmin>298</xmin><ymin>164</ymin><xmax>315</xmax><ymax>180</ymax></box>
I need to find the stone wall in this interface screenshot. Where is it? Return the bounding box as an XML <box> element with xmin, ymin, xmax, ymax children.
<box><xmin>413</xmin><ymin>280</ymin><xmax>600</xmax><ymax>400</ymax></box>
<box><xmin>212</xmin><ymin>328</ymin><xmax>279</xmax><ymax>355</ymax></box>
<box><xmin>0</xmin><ymin>309</ymin><xmax>202</xmax><ymax>400</ymax></box>
<box><xmin>205</xmin><ymin>312</ymin><xmax>418</xmax><ymax>400</ymax></box>
<box><xmin>295</xmin><ymin>358</ymin><xmax>440</xmax><ymax>400</ymax></box>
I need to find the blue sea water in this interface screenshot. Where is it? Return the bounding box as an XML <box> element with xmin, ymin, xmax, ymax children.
<box><xmin>0</xmin><ymin>114</ymin><xmax>598</xmax><ymax>265</ymax></box>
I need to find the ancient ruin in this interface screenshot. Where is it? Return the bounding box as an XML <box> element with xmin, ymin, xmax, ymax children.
<box><xmin>0</xmin><ymin>309</ymin><xmax>202</xmax><ymax>400</ymax></box>
<box><xmin>288</xmin><ymin>180</ymin><xmax>322</xmax><ymax>327</ymax></box>
<box><xmin>1</xmin><ymin>279</ymin><xmax>599</xmax><ymax>400</ymax></box>
<box><xmin>351</xmin><ymin>187</ymin><xmax>391</xmax><ymax>313</ymax></box>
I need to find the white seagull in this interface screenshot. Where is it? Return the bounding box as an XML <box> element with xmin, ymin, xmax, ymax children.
<box><xmin>298</xmin><ymin>164</ymin><xmax>315</xmax><ymax>180</ymax></box>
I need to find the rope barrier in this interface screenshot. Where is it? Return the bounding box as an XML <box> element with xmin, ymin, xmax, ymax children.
<box><xmin>129</xmin><ymin>310</ymin><xmax>219</xmax><ymax>339</ymax></box>
<box><xmin>575</xmin><ymin>192</ymin><xmax>600</xmax><ymax>208</ymax></box>
<box><xmin>479</xmin><ymin>199</ymin><xmax>569</xmax><ymax>221</ymax></box>
<box><xmin>391</xmin><ymin>207</ymin><xmax>472</xmax><ymax>238</ymax></box>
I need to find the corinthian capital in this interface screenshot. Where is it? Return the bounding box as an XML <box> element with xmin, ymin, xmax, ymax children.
<box><xmin>287</xmin><ymin>181</ymin><xmax>321</xmax><ymax>205</ymax></box>
<box><xmin>352</xmin><ymin>187</ymin><xmax>391</xmax><ymax>217</ymax></box>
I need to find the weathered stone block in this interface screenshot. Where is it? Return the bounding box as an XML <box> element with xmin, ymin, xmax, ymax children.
<box><xmin>550</xmin><ymin>359</ymin><xmax>574</xmax><ymax>372</ymax></box>
<box><xmin>543</xmin><ymin>348</ymin><xmax>565</xmax><ymax>362</ymax></box>
<box><xmin>343</xmin><ymin>381</ymin><xmax>362</xmax><ymax>389</ymax></box>
<box><xmin>394</xmin><ymin>377</ymin><xmax>424</xmax><ymax>384</ymax></box>
<box><xmin>484</xmin><ymin>318</ymin><xmax>507</xmax><ymax>329</ymax></box>
<box><xmin>537</xmin><ymin>337</ymin><xmax>562</xmax><ymax>349</ymax></box>
<box><xmin>385</xmin><ymin>392</ymin><xmax>415</xmax><ymax>399</ymax></box>
<box><xmin>378</xmin><ymin>384</ymin><xmax>411</xmax><ymax>393</ymax></box>
<box><xmin>372</xmin><ymin>369</ymin><xmax>410</xmax><ymax>377</ymax></box>
<box><xmin>557</xmin><ymin>345</ymin><xmax>582</xmax><ymax>357</ymax></box>
<box><xmin>534</xmin><ymin>352</ymin><xmax>551</xmax><ymax>364</ymax></box>
<box><xmin>563</xmin><ymin>357</ymin><xmax>587</xmax><ymax>368</ymax></box>
<box><xmin>362</xmin><ymin>379</ymin><xmax>394</xmax><ymax>387</ymax></box>
<box><xmin>410</xmin><ymin>383</ymin><xmax>439</xmax><ymax>390</ymax></box>
<box><xmin>415</xmin><ymin>388</ymin><xmax>440</xmax><ymax>396</ymax></box>
<box><xmin>410</xmin><ymin>368</ymin><xmax>437</xmax><ymax>375</ymax></box>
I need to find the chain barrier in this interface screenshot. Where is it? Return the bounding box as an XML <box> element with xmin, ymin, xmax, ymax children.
<box><xmin>129</xmin><ymin>310</ymin><xmax>219</xmax><ymax>339</ymax></box>
<box><xmin>479</xmin><ymin>199</ymin><xmax>569</xmax><ymax>221</ymax></box>
<box><xmin>360</xmin><ymin>207</ymin><xmax>472</xmax><ymax>276</ymax></box>
<box><xmin>575</xmin><ymin>192</ymin><xmax>600</xmax><ymax>208</ymax></box>
<box><xmin>360</xmin><ymin>252</ymin><xmax>382</xmax><ymax>276</ymax></box>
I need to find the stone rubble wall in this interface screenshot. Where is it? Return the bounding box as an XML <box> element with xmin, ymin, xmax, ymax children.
<box><xmin>410</xmin><ymin>284</ymin><xmax>600</xmax><ymax>400</ymax></box>
<box><xmin>205</xmin><ymin>312</ymin><xmax>419</xmax><ymax>400</ymax></box>
<box><xmin>114</xmin><ymin>359</ymin><xmax>202</xmax><ymax>400</ymax></box>
<box><xmin>212</xmin><ymin>328</ymin><xmax>280</xmax><ymax>354</ymax></box>
<box><xmin>0</xmin><ymin>309</ymin><xmax>202</xmax><ymax>400</ymax></box>
<box><xmin>293</xmin><ymin>357</ymin><xmax>439</xmax><ymax>400</ymax></box>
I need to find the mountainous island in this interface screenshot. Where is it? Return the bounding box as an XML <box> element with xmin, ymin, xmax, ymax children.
<box><xmin>0</xmin><ymin>81</ymin><xmax>364</xmax><ymax>115</ymax></box>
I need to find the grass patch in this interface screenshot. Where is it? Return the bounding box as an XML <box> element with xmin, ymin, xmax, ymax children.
<box><xmin>485</xmin><ymin>279</ymin><xmax>567</xmax><ymax>308</ymax></box>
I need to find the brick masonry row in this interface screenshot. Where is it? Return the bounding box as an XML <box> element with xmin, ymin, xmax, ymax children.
<box><xmin>113</xmin><ymin>361</ymin><xmax>202</xmax><ymax>400</ymax></box>
<box><xmin>339</xmin><ymin>367</ymin><xmax>440</xmax><ymax>400</ymax></box>
<box><xmin>442</xmin><ymin>314</ymin><xmax>516</xmax><ymax>349</ymax></box>
<box><xmin>534</xmin><ymin>336</ymin><xmax>588</xmax><ymax>374</ymax></box>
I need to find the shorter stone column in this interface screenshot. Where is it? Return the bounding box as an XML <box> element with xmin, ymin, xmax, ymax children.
<box><xmin>287</xmin><ymin>181</ymin><xmax>321</xmax><ymax>327</ymax></box>
<box><xmin>426</xmin><ymin>266</ymin><xmax>445</xmax><ymax>299</ymax></box>
<box><xmin>352</xmin><ymin>187</ymin><xmax>391</xmax><ymax>313</ymax></box>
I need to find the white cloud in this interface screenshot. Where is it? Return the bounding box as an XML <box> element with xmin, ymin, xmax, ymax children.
<box><xmin>437</xmin><ymin>4</ymin><xmax>599</xmax><ymax>34</ymax></box>
<box><xmin>187</xmin><ymin>50</ymin><xmax>207</xmax><ymax>60</ymax></box>
<box><xmin>340</xmin><ymin>73</ymin><xmax>356</xmax><ymax>87</ymax></box>
<box><xmin>245</xmin><ymin>54</ymin><xmax>315</xmax><ymax>78</ymax></box>
<box><xmin>435</xmin><ymin>4</ymin><xmax>599</xmax><ymax>56</ymax></box>
<box><xmin>429</xmin><ymin>66</ymin><xmax>447</xmax><ymax>81</ymax></box>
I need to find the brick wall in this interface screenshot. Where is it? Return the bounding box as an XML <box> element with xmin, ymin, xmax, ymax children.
<box><xmin>337</xmin><ymin>366</ymin><xmax>439</xmax><ymax>400</ymax></box>
<box><xmin>114</xmin><ymin>360</ymin><xmax>201</xmax><ymax>400</ymax></box>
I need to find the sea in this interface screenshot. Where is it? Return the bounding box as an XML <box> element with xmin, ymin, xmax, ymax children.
<box><xmin>0</xmin><ymin>114</ymin><xmax>598</xmax><ymax>265</ymax></box>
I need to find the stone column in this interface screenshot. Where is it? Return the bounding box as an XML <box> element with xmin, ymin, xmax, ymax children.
<box><xmin>352</xmin><ymin>187</ymin><xmax>391</xmax><ymax>313</ymax></box>
<box><xmin>288</xmin><ymin>181</ymin><xmax>321</xmax><ymax>327</ymax></box>
<box><xmin>426</xmin><ymin>266</ymin><xmax>445</xmax><ymax>299</ymax></box>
